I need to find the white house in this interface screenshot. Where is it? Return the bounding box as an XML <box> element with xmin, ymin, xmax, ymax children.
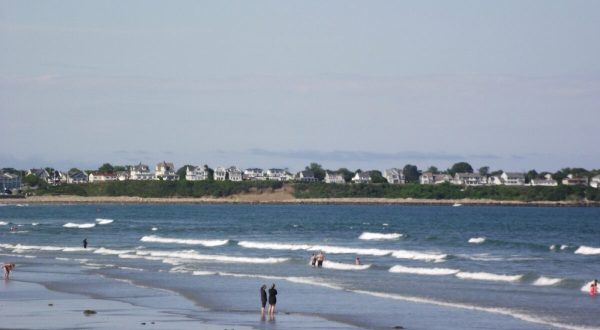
<box><xmin>227</xmin><ymin>166</ymin><xmax>243</xmax><ymax>182</ymax></box>
<box><xmin>88</xmin><ymin>172</ymin><xmax>117</xmax><ymax>183</ymax></box>
<box><xmin>266</xmin><ymin>168</ymin><xmax>287</xmax><ymax>181</ymax></box>
<box><xmin>155</xmin><ymin>161</ymin><xmax>177</xmax><ymax>181</ymax></box>
<box><xmin>352</xmin><ymin>172</ymin><xmax>372</xmax><ymax>184</ymax></box>
<box><xmin>561</xmin><ymin>174</ymin><xmax>589</xmax><ymax>186</ymax></box>
<box><xmin>501</xmin><ymin>172</ymin><xmax>526</xmax><ymax>186</ymax></box>
<box><xmin>453</xmin><ymin>173</ymin><xmax>484</xmax><ymax>186</ymax></box>
<box><xmin>130</xmin><ymin>163</ymin><xmax>153</xmax><ymax>180</ymax></box>
<box><xmin>296</xmin><ymin>171</ymin><xmax>318</xmax><ymax>182</ymax></box>
<box><xmin>244</xmin><ymin>168</ymin><xmax>264</xmax><ymax>180</ymax></box>
<box><xmin>325</xmin><ymin>172</ymin><xmax>345</xmax><ymax>184</ymax></box>
<box><xmin>530</xmin><ymin>175</ymin><xmax>558</xmax><ymax>187</ymax></box>
<box><xmin>383</xmin><ymin>168</ymin><xmax>405</xmax><ymax>184</ymax></box>
<box><xmin>0</xmin><ymin>172</ymin><xmax>21</xmax><ymax>190</ymax></box>
<box><xmin>420</xmin><ymin>172</ymin><xmax>452</xmax><ymax>185</ymax></box>
<box><xmin>590</xmin><ymin>175</ymin><xmax>600</xmax><ymax>188</ymax></box>
<box><xmin>116</xmin><ymin>171</ymin><xmax>129</xmax><ymax>181</ymax></box>
<box><xmin>214</xmin><ymin>167</ymin><xmax>227</xmax><ymax>181</ymax></box>
<box><xmin>186</xmin><ymin>166</ymin><xmax>209</xmax><ymax>181</ymax></box>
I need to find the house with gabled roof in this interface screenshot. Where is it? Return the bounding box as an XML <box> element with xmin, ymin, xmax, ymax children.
<box><xmin>296</xmin><ymin>170</ymin><xmax>318</xmax><ymax>182</ymax></box>
<box><xmin>266</xmin><ymin>168</ymin><xmax>287</xmax><ymax>181</ymax></box>
<box><xmin>155</xmin><ymin>161</ymin><xmax>177</xmax><ymax>181</ymax></box>
<box><xmin>561</xmin><ymin>174</ymin><xmax>589</xmax><ymax>186</ymax></box>
<box><xmin>130</xmin><ymin>163</ymin><xmax>153</xmax><ymax>180</ymax></box>
<box><xmin>88</xmin><ymin>172</ymin><xmax>117</xmax><ymax>183</ymax></box>
<box><xmin>244</xmin><ymin>168</ymin><xmax>265</xmax><ymax>180</ymax></box>
<box><xmin>352</xmin><ymin>171</ymin><xmax>372</xmax><ymax>184</ymax></box>
<box><xmin>530</xmin><ymin>174</ymin><xmax>558</xmax><ymax>187</ymax></box>
<box><xmin>501</xmin><ymin>172</ymin><xmax>526</xmax><ymax>186</ymax></box>
<box><xmin>186</xmin><ymin>165</ymin><xmax>209</xmax><ymax>181</ymax></box>
<box><xmin>420</xmin><ymin>172</ymin><xmax>452</xmax><ymax>185</ymax></box>
<box><xmin>325</xmin><ymin>172</ymin><xmax>345</xmax><ymax>184</ymax></box>
<box><xmin>227</xmin><ymin>166</ymin><xmax>243</xmax><ymax>182</ymax></box>
<box><xmin>0</xmin><ymin>172</ymin><xmax>21</xmax><ymax>190</ymax></box>
<box><xmin>383</xmin><ymin>168</ymin><xmax>405</xmax><ymax>184</ymax></box>
<box><xmin>590</xmin><ymin>175</ymin><xmax>600</xmax><ymax>189</ymax></box>
<box><xmin>67</xmin><ymin>170</ymin><xmax>88</xmax><ymax>184</ymax></box>
<box><xmin>453</xmin><ymin>173</ymin><xmax>484</xmax><ymax>186</ymax></box>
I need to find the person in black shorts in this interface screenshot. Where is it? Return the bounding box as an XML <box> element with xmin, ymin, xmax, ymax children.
<box><xmin>260</xmin><ymin>284</ymin><xmax>267</xmax><ymax>316</ymax></box>
<box><xmin>268</xmin><ymin>283</ymin><xmax>277</xmax><ymax>317</ymax></box>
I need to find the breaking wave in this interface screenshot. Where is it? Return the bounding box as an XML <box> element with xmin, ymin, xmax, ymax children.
<box><xmin>95</xmin><ymin>218</ymin><xmax>114</xmax><ymax>225</ymax></box>
<box><xmin>532</xmin><ymin>276</ymin><xmax>563</xmax><ymax>286</ymax></box>
<box><xmin>94</xmin><ymin>247</ymin><xmax>134</xmax><ymax>255</ymax></box>
<box><xmin>322</xmin><ymin>260</ymin><xmax>370</xmax><ymax>270</ymax></box>
<box><xmin>389</xmin><ymin>265</ymin><xmax>459</xmax><ymax>276</ymax></box>
<box><xmin>359</xmin><ymin>232</ymin><xmax>403</xmax><ymax>240</ymax></box>
<box><xmin>0</xmin><ymin>221</ymin><xmax>8</xmax><ymax>226</ymax></box>
<box><xmin>455</xmin><ymin>271</ymin><xmax>523</xmax><ymax>282</ymax></box>
<box><xmin>468</xmin><ymin>237</ymin><xmax>486</xmax><ymax>244</ymax></box>
<box><xmin>140</xmin><ymin>235</ymin><xmax>229</xmax><ymax>247</ymax></box>
<box><xmin>391</xmin><ymin>250</ymin><xmax>447</xmax><ymax>262</ymax></box>
<box><xmin>63</xmin><ymin>222</ymin><xmax>96</xmax><ymax>229</ymax></box>
<box><xmin>136</xmin><ymin>250</ymin><xmax>288</xmax><ymax>264</ymax></box>
<box><xmin>574</xmin><ymin>245</ymin><xmax>600</xmax><ymax>255</ymax></box>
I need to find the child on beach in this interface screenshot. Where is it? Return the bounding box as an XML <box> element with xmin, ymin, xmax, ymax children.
<box><xmin>3</xmin><ymin>263</ymin><xmax>15</xmax><ymax>279</ymax></box>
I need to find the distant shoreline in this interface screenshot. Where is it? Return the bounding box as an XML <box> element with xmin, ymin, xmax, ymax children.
<box><xmin>2</xmin><ymin>195</ymin><xmax>599</xmax><ymax>207</ymax></box>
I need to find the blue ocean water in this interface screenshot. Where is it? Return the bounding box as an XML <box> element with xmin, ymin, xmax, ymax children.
<box><xmin>1</xmin><ymin>204</ymin><xmax>599</xmax><ymax>329</ymax></box>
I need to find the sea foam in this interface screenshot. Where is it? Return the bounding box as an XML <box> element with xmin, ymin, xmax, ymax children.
<box><xmin>140</xmin><ymin>235</ymin><xmax>229</xmax><ymax>247</ymax></box>
<box><xmin>0</xmin><ymin>221</ymin><xmax>8</xmax><ymax>226</ymax></box>
<box><xmin>137</xmin><ymin>250</ymin><xmax>288</xmax><ymax>264</ymax></box>
<box><xmin>391</xmin><ymin>250</ymin><xmax>447</xmax><ymax>262</ymax></box>
<box><xmin>322</xmin><ymin>260</ymin><xmax>370</xmax><ymax>270</ymax></box>
<box><xmin>532</xmin><ymin>276</ymin><xmax>563</xmax><ymax>286</ymax></box>
<box><xmin>455</xmin><ymin>271</ymin><xmax>523</xmax><ymax>282</ymax></box>
<box><xmin>389</xmin><ymin>265</ymin><xmax>459</xmax><ymax>276</ymax></box>
<box><xmin>63</xmin><ymin>222</ymin><xmax>96</xmax><ymax>229</ymax></box>
<box><xmin>574</xmin><ymin>245</ymin><xmax>600</xmax><ymax>255</ymax></box>
<box><xmin>359</xmin><ymin>232</ymin><xmax>402</xmax><ymax>240</ymax></box>
<box><xmin>95</xmin><ymin>218</ymin><xmax>114</xmax><ymax>225</ymax></box>
<box><xmin>468</xmin><ymin>237</ymin><xmax>486</xmax><ymax>244</ymax></box>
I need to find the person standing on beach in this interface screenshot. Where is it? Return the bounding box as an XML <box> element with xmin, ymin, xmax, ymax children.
<box><xmin>316</xmin><ymin>251</ymin><xmax>325</xmax><ymax>267</ymax></box>
<box><xmin>260</xmin><ymin>284</ymin><xmax>268</xmax><ymax>316</ymax></box>
<box><xmin>268</xmin><ymin>283</ymin><xmax>277</xmax><ymax>317</ymax></box>
<box><xmin>83</xmin><ymin>238</ymin><xmax>88</xmax><ymax>249</ymax></box>
<box><xmin>3</xmin><ymin>263</ymin><xmax>15</xmax><ymax>279</ymax></box>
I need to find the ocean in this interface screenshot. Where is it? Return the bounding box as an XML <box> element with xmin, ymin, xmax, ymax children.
<box><xmin>1</xmin><ymin>204</ymin><xmax>599</xmax><ymax>330</ymax></box>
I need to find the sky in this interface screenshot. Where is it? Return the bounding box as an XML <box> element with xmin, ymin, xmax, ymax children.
<box><xmin>1</xmin><ymin>1</ymin><xmax>599</xmax><ymax>173</ymax></box>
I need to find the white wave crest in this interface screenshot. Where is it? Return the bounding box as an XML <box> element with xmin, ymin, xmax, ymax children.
<box><xmin>238</xmin><ymin>241</ymin><xmax>312</xmax><ymax>250</ymax></box>
<box><xmin>532</xmin><ymin>276</ymin><xmax>563</xmax><ymax>286</ymax></box>
<box><xmin>580</xmin><ymin>281</ymin><xmax>597</xmax><ymax>293</ymax></box>
<box><xmin>391</xmin><ymin>250</ymin><xmax>447</xmax><ymax>262</ymax></box>
<box><xmin>140</xmin><ymin>235</ymin><xmax>229</xmax><ymax>247</ymax></box>
<box><xmin>322</xmin><ymin>260</ymin><xmax>370</xmax><ymax>270</ymax></box>
<box><xmin>151</xmin><ymin>227</ymin><xmax>158</xmax><ymax>231</ymax></box>
<box><xmin>63</xmin><ymin>222</ymin><xmax>96</xmax><ymax>229</ymax></box>
<box><xmin>0</xmin><ymin>221</ymin><xmax>8</xmax><ymax>226</ymax></box>
<box><xmin>192</xmin><ymin>270</ymin><xmax>218</xmax><ymax>276</ymax></box>
<box><xmin>95</xmin><ymin>218</ymin><xmax>114</xmax><ymax>225</ymax></box>
<box><xmin>455</xmin><ymin>271</ymin><xmax>523</xmax><ymax>282</ymax></box>
<box><xmin>238</xmin><ymin>241</ymin><xmax>393</xmax><ymax>256</ymax></box>
<box><xmin>359</xmin><ymin>232</ymin><xmax>402</xmax><ymax>240</ymax></box>
<box><xmin>138</xmin><ymin>250</ymin><xmax>288</xmax><ymax>264</ymax></box>
<box><xmin>389</xmin><ymin>265</ymin><xmax>459</xmax><ymax>276</ymax></box>
<box><xmin>94</xmin><ymin>247</ymin><xmax>134</xmax><ymax>255</ymax></box>
<box><xmin>31</xmin><ymin>222</ymin><xmax>39</xmax><ymax>226</ymax></box>
<box><xmin>468</xmin><ymin>237</ymin><xmax>486</xmax><ymax>244</ymax></box>
<box><xmin>574</xmin><ymin>245</ymin><xmax>600</xmax><ymax>255</ymax></box>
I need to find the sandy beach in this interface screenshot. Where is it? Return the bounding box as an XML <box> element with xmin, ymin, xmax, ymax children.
<box><xmin>2</xmin><ymin>193</ymin><xmax>598</xmax><ymax>206</ymax></box>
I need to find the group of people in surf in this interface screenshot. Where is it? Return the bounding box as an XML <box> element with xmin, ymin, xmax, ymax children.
<box><xmin>309</xmin><ymin>251</ymin><xmax>325</xmax><ymax>267</ymax></box>
<box><xmin>260</xmin><ymin>283</ymin><xmax>277</xmax><ymax>319</ymax></box>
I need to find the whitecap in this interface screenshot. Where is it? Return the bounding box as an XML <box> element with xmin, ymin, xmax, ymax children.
<box><xmin>138</xmin><ymin>250</ymin><xmax>288</xmax><ymax>264</ymax></box>
<box><xmin>322</xmin><ymin>260</ymin><xmax>370</xmax><ymax>270</ymax></box>
<box><xmin>382</xmin><ymin>223</ymin><xmax>389</xmax><ymax>226</ymax></box>
<box><xmin>389</xmin><ymin>265</ymin><xmax>459</xmax><ymax>276</ymax></box>
<box><xmin>94</xmin><ymin>247</ymin><xmax>134</xmax><ymax>255</ymax></box>
<box><xmin>95</xmin><ymin>218</ymin><xmax>114</xmax><ymax>225</ymax></box>
<box><xmin>532</xmin><ymin>276</ymin><xmax>562</xmax><ymax>286</ymax></box>
<box><xmin>574</xmin><ymin>245</ymin><xmax>600</xmax><ymax>255</ymax></box>
<box><xmin>359</xmin><ymin>232</ymin><xmax>402</xmax><ymax>240</ymax></box>
<box><xmin>140</xmin><ymin>235</ymin><xmax>229</xmax><ymax>247</ymax></box>
<box><xmin>151</xmin><ymin>227</ymin><xmax>158</xmax><ymax>231</ymax></box>
<box><xmin>31</xmin><ymin>222</ymin><xmax>39</xmax><ymax>226</ymax></box>
<box><xmin>0</xmin><ymin>221</ymin><xmax>8</xmax><ymax>226</ymax></box>
<box><xmin>63</xmin><ymin>222</ymin><xmax>96</xmax><ymax>229</ymax></box>
<box><xmin>391</xmin><ymin>250</ymin><xmax>447</xmax><ymax>262</ymax></box>
<box><xmin>468</xmin><ymin>237</ymin><xmax>486</xmax><ymax>244</ymax></box>
<box><xmin>455</xmin><ymin>271</ymin><xmax>523</xmax><ymax>282</ymax></box>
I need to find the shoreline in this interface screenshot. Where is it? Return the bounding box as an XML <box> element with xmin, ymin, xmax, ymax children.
<box><xmin>1</xmin><ymin>194</ymin><xmax>599</xmax><ymax>206</ymax></box>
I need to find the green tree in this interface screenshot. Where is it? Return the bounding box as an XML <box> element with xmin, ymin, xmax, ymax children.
<box><xmin>113</xmin><ymin>165</ymin><xmax>127</xmax><ymax>172</ymax></box>
<box><xmin>448</xmin><ymin>162</ymin><xmax>473</xmax><ymax>176</ymax></box>
<box><xmin>98</xmin><ymin>163</ymin><xmax>114</xmax><ymax>173</ymax></box>
<box><xmin>478</xmin><ymin>166</ymin><xmax>490</xmax><ymax>176</ymax></box>
<box><xmin>490</xmin><ymin>170</ymin><xmax>503</xmax><ymax>177</ymax></box>
<box><xmin>426</xmin><ymin>166</ymin><xmax>439</xmax><ymax>173</ymax></box>
<box><xmin>23</xmin><ymin>174</ymin><xmax>42</xmax><ymax>187</ymax></box>
<box><xmin>204</xmin><ymin>165</ymin><xmax>214</xmax><ymax>181</ymax></box>
<box><xmin>336</xmin><ymin>168</ymin><xmax>354</xmax><ymax>183</ymax></box>
<box><xmin>177</xmin><ymin>165</ymin><xmax>193</xmax><ymax>181</ymax></box>
<box><xmin>370</xmin><ymin>170</ymin><xmax>387</xmax><ymax>183</ymax></box>
<box><xmin>305</xmin><ymin>163</ymin><xmax>326</xmax><ymax>181</ymax></box>
<box><xmin>526</xmin><ymin>169</ymin><xmax>539</xmax><ymax>183</ymax></box>
<box><xmin>403</xmin><ymin>164</ymin><xmax>420</xmax><ymax>183</ymax></box>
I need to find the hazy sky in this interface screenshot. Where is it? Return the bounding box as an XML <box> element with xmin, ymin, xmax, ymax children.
<box><xmin>2</xmin><ymin>1</ymin><xmax>599</xmax><ymax>172</ymax></box>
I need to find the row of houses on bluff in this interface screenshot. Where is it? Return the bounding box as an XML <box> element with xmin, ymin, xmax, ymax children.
<box><xmin>4</xmin><ymin>163</ymin><xmax>600</xmax><ymax>191</ymax></box>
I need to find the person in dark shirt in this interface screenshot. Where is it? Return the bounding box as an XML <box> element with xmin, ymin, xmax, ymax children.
<box><xmin>268</xmin><ymin>283</ymin><xmax>278</xmax><ymax>317</ymax></box>
<box><xmin>83</xmin><ymin>238</ymin><xmax>88</xmax><ymax>249</ymax></box>
<box><xmin>260</xmin><ymin>284</ymin><xmax>267</xmax><ymax>316</ymax></box>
